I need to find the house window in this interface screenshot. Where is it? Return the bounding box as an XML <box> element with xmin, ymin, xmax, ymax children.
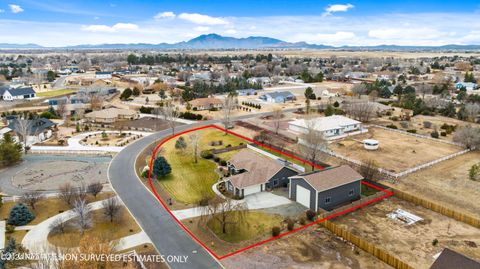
<box><xmin>349</xmin><ymin>189</ymin><xmax>354</xmax><ymax>196</ymax></box>
<box><xmin>273</xmin><ymin>179</ymin><xmax>279</xmax><ymax>186</ymax></box>
<box><xmin>325</xmin><ymin>197</ymin><xmax>331</xmax><ymax>204</ymax></box>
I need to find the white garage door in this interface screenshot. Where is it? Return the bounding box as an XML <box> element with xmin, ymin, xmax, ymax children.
<box><xmin>296</xmin><ymin>185</ymin><xmax>311</xmax><ymax>208</ymax></box>
<box><xmin>243</xmin><ymin>184</ymin><xmax>261</xmax><ymax>196</ymax></box>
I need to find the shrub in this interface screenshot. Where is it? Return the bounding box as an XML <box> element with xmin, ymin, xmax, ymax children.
<box><xmin>299</xmin><ymin>217</ymin><xmax>306</xmax><ymax>225</ymax></box>
<box><xmin>440</xmin><ymin>131</ymin><xmax>447</xmax><ymax>136</ymax></box>
<box><xmin>271</xmin><ymin>226</ymin><xmax>281</xmax><ymax>237</ymax></box>
<box><xmin>423</xmin><ymin>121</ymin><xmax>432</xmax><ymax>128</ymax></box>
<box><xmin>286</xmin><ymin>218</ymin><xmax>295</xmax><ymax>231</ymax></box>
<box><xmin>226</xmin><ymin>144</ymin><xmax>232</xmax><ymax>148</ymax></box>
<box><xmin>152</xmin><ymin>156</ymin><xmax>172</xmax><ymax>178</ymax></box>
<box><xmin>200</xmin><ymin>150</ymin><xmax>213</xmax><ymax>159</ymax></box>
<box><xmin>141</xmin><ymin>170</ymin><xmax>149</xmax><ymax>178</ymax></box>
<box><xmin>431</xmin><ymin>131</ymin><xmax>439</xmax><ymax>138</ymax></box>
<box><xmin>8</xmin><ymin>203</ymin><xmax>35</xmax><ymax>226</ymax></box>
<box><xmin>213</xmin><ymin>156</ymin><xmax>220</xmax><ymax>162</ymax></box>
<box><xmin>390</xmin><ymin>116</ymin><xmax>399</xmax><ymax>121</ymax></box>
<box><xmin>406</xmin><ymin>129</ymin><xmax>417</xmax><ymax>133</ymax></box>
<box><xmin>306</xmin><ymin>210</ymin><xmax>316</xmax><ymax>221</ymax></box>
<box><xmin>333</xmin><ymin>101</ymin><xmax>340</xmax><ymax>107</ymax></box>
<box><xmin>5</xmin><ymin>225</ymin><xmax>14</xmax><ymax>234</ymax></box>
<box><xmin>220</xmin><ymin>160</ymin><xmax>227</xmax><ymax>166</ymax></box>
<box><xmin>432</xmin><ymin>239</ymin><xmax>438</xmax><ymax>246</ymax></box>
<box><xmin>386</xmin><ymin>124</ymin><xmax>398</xmax><ymax>129</ymax></box>
<box><xmin>400</xmin><ymin>121</ymin><xmax>409</xmax><ymax>129</ymax></box>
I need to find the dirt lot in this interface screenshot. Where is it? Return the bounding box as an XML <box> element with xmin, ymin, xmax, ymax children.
<box><xmin>113</xmin><ymin>117</ymin><xmax>184</xmax><ymax>131</ymax></box>
<box><xmin>222</xmin><ymin>227</ymin><xmax>392</xmax><ymax>269</ymax></box>
<box><xmin>394</xmin><ymin>151</ymin><xmax>480</xmax><ymax>218</ymax></box>
<box><xmin>332</xmin><ymin>197</ymin><xmax>480</xmax><ymax>269</ymax></box>
<box><xmin>329</xmin><ymin>127</ymin><xmax>463</xmax><ymax>173</ymax></box>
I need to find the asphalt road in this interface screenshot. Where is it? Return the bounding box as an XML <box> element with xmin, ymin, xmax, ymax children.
<box><xmin>108</xmin><ymin>108</ymin><xmax>303</xmax><ymax>269</ymax></box>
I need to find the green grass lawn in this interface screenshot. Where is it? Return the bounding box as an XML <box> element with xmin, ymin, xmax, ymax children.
<box><xmin>159</xmin><ymin>129</ymin><xmax>244</xmax><ymax>204</ymax></box>
<box><xmin>36</xmin><ymin>89</ymin><xmax>75</xmax><ymax>98</ymax></box>
<box><xmin>207</xmin><ymin>211</ymin><xmax>283</xmax><ymax>243</ymax></box>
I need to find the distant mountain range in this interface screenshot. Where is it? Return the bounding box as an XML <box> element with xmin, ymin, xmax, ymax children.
<box><xmin>1</xmin><ymin>33</ymin><xmax>480</xmax><ymax>51</ymax></box>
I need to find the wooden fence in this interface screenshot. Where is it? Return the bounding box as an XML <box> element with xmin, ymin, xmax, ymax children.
<box><xmin>321</xmin><ymin>220</ymin><xmax>414</xmax><ymax>269</ymax></box>
<box><xmin>392</xmin><ymin>189</ymin><xmax>480</xmax><ymax>229</ymax></box>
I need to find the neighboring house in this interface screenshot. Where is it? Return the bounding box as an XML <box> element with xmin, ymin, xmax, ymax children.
<box><xmin>225</xmin><ymin>149</ymin><xmax>299</xmax><ymax>197</ymax></box>
<box><xmin>430</xmin><ymin>248</ymin><xmax>480</xmax><ymax>269</ymax></box>
<box><xmin>259</xmin><ymin>91</ymin><xmax>296</xmax><ymax>103</ymax></box>
<box><xmin>7</xmin><ymin>117</ymin><xmax>57</xmax><ymax>145</ymax></box>
<box><xmin>95</xmin><ymin>72</ymin><xmax>112</xmax><ymax>79</ymax></box>
<box><xmin>0</xmin><ymin>86</ymin><xmax>36</xmax><ymax>101</ymax></box>
<box><xmin>289</xmin><ymin>165</ymin><xmax>362</xmax><ymax>211</ymax></box>
<box><xmin>289</xmin><ymin>115</ymin><xmax>362</xmax><ymax>139</ymax></box>
<box><xmin>84</xmin><ymin>108</ymin><xmax>139</xmax><ymax>123</ymax></box>
<box><xmin>247</xmin><ymin>77</ymin><xmax>271</xmax><ymax>86</ymax></box>
<box><xmin>455</xmin><ymin>82</ymin><xmax>477</xmax><ymax>91</ymax></box>
<box><xmin>190</xmin><ymin>97</ymin><xmax>223</xmax><ymax>111</ymax></box>
<box><xmin>236</xmin><ymin>88</ymin><xmax>258</xmax><ymax>96</ymax></box>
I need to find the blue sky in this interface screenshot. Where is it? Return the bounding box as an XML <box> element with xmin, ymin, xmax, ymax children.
<box><xmin>1</xmin><ymin>0</ymin><xmax>480</xmax><ymax>46</ymax></box>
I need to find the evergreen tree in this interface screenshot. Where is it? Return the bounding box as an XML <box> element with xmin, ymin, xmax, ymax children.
<box><xmin>175</xmin><ymin>137</ymin><xmax>187</xmax><ymax>150</ymax></box>
<box><xmin>324</xmin><ymin>105</ymin><xmax>335</xmax><ymax>116</ymax></box>
<box><xmin>153</xmin><ymin>156</ymin><xmax>172</xmax><ymax>178</ymax></box>
<box><xmin>0</xmin><ymin>133</ymin><xmax>22</xmax><ymax>167</ymax></box>
<box><xmin>8</xmin><ymin>203</ymin><xmax>35</xmax><ymax>226</ymax></box>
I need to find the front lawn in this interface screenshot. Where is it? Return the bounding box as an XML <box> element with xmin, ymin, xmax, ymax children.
<box><xmin>207</xmin><ymin>211</ymin><xmax>283</xmax><ymax>243</ymax></box>
<box><xmin>36</xmin><ymin>89</ymin><xmax>76</xmax><ymax>98</ymax></box>
<box><xmin>158</xmin><ymin>129</ymin><xmax>244</xmax><ymax>205</ymax></box>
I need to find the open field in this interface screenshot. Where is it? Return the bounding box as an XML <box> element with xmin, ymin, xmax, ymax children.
<box><xmin>332</xmin><ymin>197</ymin><xmax>480</xmax><ymax>269</ymax></box>
<box><xmin>35</xmin><ymin>89</ymin><xmax>76</xmax><ymax>98</ymax></box>
<box><xmin>222</xmin><ymin>227</ymin><xmax>392</xmax><ymax>269</ymax></box>
<box><xmin>48</xmin><ymin>206</ymin><xmax>141</xmax><ymax>248</ymax></box>
<box><xmin>329</xmin><ymin>127</ymin><xmax>463</xmax><ymax>173</ymax></box>
<box><xmin>394</xmin><ymin>151</ymin><xmax>480</xmax><ymax>218</ymax></box>
<box><xmin>158</xmin><ymin>129</ymin><xmax>244</xmax><ymax>205</ymax></box>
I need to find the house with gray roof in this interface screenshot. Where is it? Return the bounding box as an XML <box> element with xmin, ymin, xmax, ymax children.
<box><xmin>0</xmin><ymin>86</ymin><xmax>36</xmax><ymax>101</ymax></box>
<box><xmin>259</xmin><ymin>91</ymin><xmax>296</xmax><ymax>103</ymax></box>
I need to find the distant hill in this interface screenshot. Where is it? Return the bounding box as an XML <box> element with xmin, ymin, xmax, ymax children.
<box><xmin>1</xmin><ymin>34</ymin><xmax>480</xmax><ymax>51</ymax></box>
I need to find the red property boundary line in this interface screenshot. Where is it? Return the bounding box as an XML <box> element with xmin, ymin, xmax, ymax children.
<box><xmin>147</xmin><ymin>124</ymin><xmax>393</xmax><ymax>260</ymax></box>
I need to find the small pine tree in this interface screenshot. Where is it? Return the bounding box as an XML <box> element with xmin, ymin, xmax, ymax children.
<box><xmin>153</xmin><ymin>156</ymin><xmax>172</xmax><ymax>178</ymax></box>
<box><xmin>8</xmin><ymin>203</ymin><xmax>35</xmax><ymax>226</ymax></box>
<box><xmin>324</xmin><ymin>104</ymin><xmax>335</xmax><ymax>116</ymax></box>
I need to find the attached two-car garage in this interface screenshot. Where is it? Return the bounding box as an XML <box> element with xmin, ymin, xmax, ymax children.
<box><xmin>242</xmin><ymin>184</ymin><xmax>262</xmax><ymax>196</ymax></box>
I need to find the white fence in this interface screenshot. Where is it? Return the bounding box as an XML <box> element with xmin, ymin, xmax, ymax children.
<box><xmin>247</xmin><ymin>144</ymin><xmax>305</xmax><ymax>172</ymax></box>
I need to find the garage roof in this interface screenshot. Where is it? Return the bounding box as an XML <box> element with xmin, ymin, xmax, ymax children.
<box><xmin>291</xmin><ymin>165</ymin><xmax>362</xmax><ymax>192</ymax></box>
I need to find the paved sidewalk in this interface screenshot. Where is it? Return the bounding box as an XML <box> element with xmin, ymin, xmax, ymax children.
<box><xmin>172</xmin><ymin>192</ymin><xmax>292</xmax><ymax>220</ymax></box>
<box><xmin>115</xmin><ymin>231</ymin><xmax>152</xmax><ymax>251</ymax></box>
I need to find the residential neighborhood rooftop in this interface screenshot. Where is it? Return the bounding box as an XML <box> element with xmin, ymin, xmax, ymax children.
<box><xmin>291</xmin><ymin>165</ymin><xmax>363</xmax><ymax>192</ymax></box>
<box><xmin>289</xmin><ymin>115</ymin><xmax>361</xmax><ymax>132</ymax></box>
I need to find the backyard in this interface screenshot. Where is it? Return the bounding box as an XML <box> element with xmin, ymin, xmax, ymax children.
<box><xmin>158</xmin><ymin>128</ymin><xmax>245</xmax><ymax>205</ymax></box>
<box><xmin>332</xmin><ymin>197</ymin><xmax>480</xmax><ymax>269</ymax></box>
<box><xmin>329</xmin><ymin>127</ymin><xmax>463</xmax><ymax>173</ymax></box>
<box><xmin>394</xmin><ymin>151</ymin><xmax>480</xmax><ymax>218</ymax></box>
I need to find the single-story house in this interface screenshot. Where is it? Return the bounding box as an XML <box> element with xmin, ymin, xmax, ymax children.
<box><xmin>7</xmin><ymin>117</ymin><xmax>57</xmax><ymax>145</ymax></box>
<box><xmin>455</xmin><ymin>82</ymin><xmax>477</xmax><ymax>91</ymax></box>
<box><xmin>190</xmin><ymin>97</ymin><xmax>223</xmax><ymax>111</ymax></box>
<box><xmin>0</xmin><ymin>86</ymin><xmax>36</xmax><ymax>101</ymax></box>
<box><xmin>95</xmin><ymin>72</ymin><xmax>112</xmax><ymax>79</ymax></box>
<box><xmin>289</xmin><ymin>115</ymin><xmax>362</xmax><ymax>139</ymax></box>
<box><xmin>259</xmin><ymin>91</ymin><xmax>296</xmax><ymax>103</ymax></box>
<box><xmin>236</xmin><ymin>88</ymin><xmax>258</xmax><ymax>96</ymax></box>
<box><xmin>226</xmin><ymin>149</ymin><xmax>299</xmax><ymax>197</ymax></box>
<box><xmin>430</xmin><ymin>248</ymin><xmax>480</xmax><ymax>269</ymax></box>
<box><xmin>84</xmin><ymin>108</ymin><xmax>139</xmax><ymax>123</ymax></box>
<box><xmin>289</xmin><ymin>165</ymin><xmax>362</xmax><ymax>211</ymax></box>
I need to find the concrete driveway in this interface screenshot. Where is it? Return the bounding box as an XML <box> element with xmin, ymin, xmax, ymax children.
<box><xmin>172</xmin><ymin>192</ymin><xmax>292</xmax><ymax>220</ymax></box>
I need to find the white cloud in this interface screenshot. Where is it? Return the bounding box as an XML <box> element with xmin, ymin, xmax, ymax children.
<box><xmin>154</xmin><ymin>11</ymin><xmax>175</xmax><ymax>20</ymax></box>
<box><xmin>9</xmin><ymin>4</ymin><xmax>24</xmax><ymax>13</ymax></box>
<box><xmin>368</xmin><ymin>27</ymin><xmax>444</xmax><ymax>40</ymax></box>
<box><xmin>81</xmin><ymin>23</ymin><xmax>139</xmax><ymax>33</ymax></box>
<box><xmin>194</xmin><ymin>26</ymin><xmax>210</xmax><ymax>32</ymax></box>
<box><xmin>324</xmin><ymin>4</ymin><xmax>354</xmax><ymax>15</ymax></box>
<box><xmin>225</xmin><ymin>29</ymin><xmax>237</xmax><ymax>34</ymax></box>
<box><xmin>178</xmin><ymin>13</ymin><xmax>228</xmax><ymax>25</ymax></box>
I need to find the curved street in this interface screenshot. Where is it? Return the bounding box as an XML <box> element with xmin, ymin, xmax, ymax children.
<box><xmin>107</xmin><ymin>108</ymin><xmax>302</xmax><ymax>269</ymax></box>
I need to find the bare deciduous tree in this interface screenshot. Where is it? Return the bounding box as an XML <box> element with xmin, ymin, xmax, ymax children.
<box><xmin>300</xmin><ymin>119</ymin><xmax>327</xmax><ymax>170</ymax></box>
<box><xmin>73</xmin><ymin>198</ymin><xmax>92</xmax><ymax>235</ymax></box>
<box><xmin>345</xmin><ymin>102</ymin><xmax>377</xmax><ymax>122</ymax></box>
<box><xmin>202</xmin><ymin>196</ymin><xmax>248</xmax><ymax>234</ymax></box>
<box><xmin>49</xmin><ymin>216</ymin><xmax>67</xmax><ymax>235</ymax></box>
<box><xmin>87</xmin><ymin>182</ymin><xmax>103</xmax><ymax>198</ymax></box>
<box><xmin>351</xmin><ymin>84</ymin><xmax>367</xmax><ymax>98</ymax></box>
<box><xmin>189</xmin><ymin>132</ymin><xmax>201</xmax><ymax>163</ymax></box>
<box><xmin>12</xmin><ymin>118</ymin><xmax>34</xmax><ymax>153</ymax></box>
<box><xmin>102</xmin><ymin>197</ymin><xmax>121</xmax><ymax>223</ymax></box>
<box><xmin>465</xmin><ymin>103</ymin><xmax>480</xmax><ymax>123</ymax></box>
<box><xmin>453</xmin><ymin>126</ymin><xmax>480</xmax><ymax>149</ymax></box>
<box><xmin>359</xmin><ymin>159</ymin><xmax>379</xmax><ymax>181</ymax></box>
<box><xmin>161</xmin><ymin>101</ymin><xmax>178</xmax><ymax>135</ymax></box>
<box><xmin>21</xmin><ymin>191</ymin><xmax>43</xmax><ymax>210</ymax></box>
<box><xmin>89</xmin><ymin>92</ymin><xmax>103</xmax><ymax>111</ymax></box>
<box><xmin>272</xmin><ymin>108</ymin><xmax>283</xmax><ymax>134</ymax></box>
<box><xmin>417</xmin><ymin>83</ymin><xmax>432</xmax><ymax>99</ymax></box>
<box><xmin>221</xmin><ymin>95</ymin><xmax>236</xmax><ymax>132</ymax></box>
<box><xmin>59</xmin><ymin>183</ymin><xmax>76</xmax><ymax>206</ymax></box>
